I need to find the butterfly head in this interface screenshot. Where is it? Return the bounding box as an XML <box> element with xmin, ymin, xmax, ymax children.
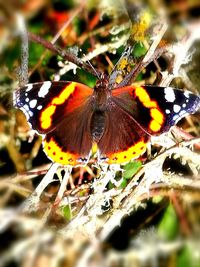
<box><xmin>94</xmin><ymin>73</ymin><xmax>109</xmax><ymax>91</ymax></box>
<box><xmin>93</xmin><ymin>73</ymin><xmax>111</xmax><ymax>109</ymax></box>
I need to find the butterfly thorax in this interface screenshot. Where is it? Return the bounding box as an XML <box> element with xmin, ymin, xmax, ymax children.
<box><xmin>93</xmin><ymin>75</ymin><xmax>111</xmax><ymax>111</ymax></box>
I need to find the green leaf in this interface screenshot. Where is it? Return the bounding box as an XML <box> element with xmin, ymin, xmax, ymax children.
<box><xmin>72</xmin><ymin>17</ymin><xmax>85</xmax><ymax>36</ymax></box>
<box><xmin>108</xmin><ymin>181</ymin><xmax>114</xmax><ymax>190</ymax></box>
<box><xmin>122</xmin><ymin>161</ymin><xmax>142</xmax><ymax>179</ymax></box>
<box><xmin>135</xmin><ymin>72</ymin><xmax>143</xmax><ymax>81</ymax></box>
<box><xmin>77</xmin><ymin>69</ymin><xmax>97</xmax><ymax>87</ymax></box>
<box><xmin>62</xmin><ymin>205</ymin><xmax>72</xmax><ymax>221</ymax></box>
<box><xmin>177</xmin><ymin>245</ymin><xmax>200</xmax><ymax>267</ymax></box>
<box><xmin>2</xmin><ymin>42</ymin><xmax>21</xmax><ymax>70</ymax></box>
<box><xmin>152</xmin><ymin>195</ymin><xmax>163</xmax><ymax>204</ymax></box>
<box><xmin>120</xmin><ymin>178</ymin><xmax>128</xmax><ymax>189</ymax></box>
<box><xmin>158</xmin><ymin>204</ymin><xmax>179</xmax><ymax>240</ymax></box>
<box><xmin>133</xmin><ymin>43</ymin><xmax>147</xmax><ymax>58</ymax></box>
<box><xmin>29</xmin><ymin>42</ymin><xmax>45</xmax><ymax>67</ymax></box>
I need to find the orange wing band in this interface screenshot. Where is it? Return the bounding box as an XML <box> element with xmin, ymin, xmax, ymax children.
<box><xmin>134</xmin><ymin>86</ymin><xmax>164</xmax><ymax>132</ymax></box>
<box><xmin>43</xmin><ymin>137</ymin><xmax>79</xmax><ymax>165</ymax></box>
<box><xmin>106</xmin><ymin>139</ymin><xmax>147</xmax><ymax>164</ymax></box>
<box><xmin>40</xmin><ymin>82</ymin><xmax>76</xmax><ymax>130</ymax></box>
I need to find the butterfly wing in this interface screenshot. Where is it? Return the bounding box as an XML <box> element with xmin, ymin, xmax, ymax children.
<box><xmin>112</xmin><ymin>85</ymin><xmax>200</xmax><ymax>135</ymax></box>
<box><xmin>43</xmin><ymin>100</ymin><xmax>94</xmax><ymax>165</ymax></box>
<box><xmin>14</xmin><ymin>81</ymin><xmax>93</xmax><ymax>134</ymax></box>
<box><xmin>98</xmin><ymin>85</ymin><xmax>199</xmax><ymax>164</ymax></box>
<box><xmin>98</xmin><ymin>100</ymin><xmax>149</xmax><ymax>164</ymax></box>
<box><xmin>14</xmin><ymin>81</ymin><xmax>94</xmax><ymax>165</ymax></box>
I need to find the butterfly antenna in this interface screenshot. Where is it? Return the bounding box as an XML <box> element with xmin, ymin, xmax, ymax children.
<box><xmin>87</xmin><ymin>59</ymin><xmax>101</xmax><ymax>80</ymax></box>
<box><xmin>82</xmin><ymin>52</ymin><xmax>101</xmax><ymax>80</ymax></box>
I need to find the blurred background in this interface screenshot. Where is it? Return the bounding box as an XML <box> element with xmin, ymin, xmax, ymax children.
<box><xmin>0</xmin><ymin>0</ymin><xmax>200</xmax><ymax>266</ymax></box>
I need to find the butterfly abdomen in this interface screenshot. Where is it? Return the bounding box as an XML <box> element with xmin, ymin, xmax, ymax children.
<box><xmin>91</xmin><ymin>110</ymin><xmax>105</xmax><ymax>142</ymax></box>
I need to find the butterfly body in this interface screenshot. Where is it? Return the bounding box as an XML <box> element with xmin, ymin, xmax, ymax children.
<box><xmin>14</xmin><ymin>78</ymin><xmax>200</xmax><ymax>165</ymax></box>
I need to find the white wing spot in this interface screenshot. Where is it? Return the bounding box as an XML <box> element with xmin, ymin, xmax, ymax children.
<box><xmin>173</xmin><ymin>104</ymin><xmax>181</xmax><ymax>113</ymax></box>
<box><xmin>29</xmin><ymin>99</ymin><xmax>37</xmax><ymax>108</ymax></box>
<box><xmin>38</xmin><ymin>81</ymin><xmax>51</xmax><ymax>98</ymax></box>
<box><xmin>28</xmin><ymin>111</ymin><xmax>33</xmax><ymax>117</ymax></box>
<box><xmin>182</xmin><ymin>103</ymin><xmax>186</xmax><ymax>108</ymax></box>
<box><xmin>179</xmin><ymin>110</ymin><xmax>186</xmax><ymax>117</ymax></box>
<box><xmin>26</xmin><ymin>84</ymin><xmax>33</xmax><ymax>92</ymax></box>
<box><xmin>165</xmin><ymin>109</ymin><xmax>171</xmax><ymax>114</ymax></box>
<box><xmin>24</xmin><ymin>104</ymin><xmax>29</xmax><ymax>110</ymax></box>
<box><xmin>25</xmin><ymin>98</ymin><xmax>29</xmax><ymax>102</ymax></box>
<box><xmin>37</xmin><ymin>105</ymin><xmax>43</xmax><ymax>110</ymax></box>
<box><xmin>164</xmin><ymin>87</ymin><xmax>176</xmax><ymax>102</ymax></box>
<box><xmin>173</xmin><ymin>114</ymin><xmax>179</xmax><ymax>121</ymax></box>
<box><xmin>21</xmin><ymin>105</ymin><xmax>30</xmax><ymax>117</ymax></box>
<box><xmin>184</xmin><ymin>91</ymin><xmax>190</xmax><ymax>98</ymax></box>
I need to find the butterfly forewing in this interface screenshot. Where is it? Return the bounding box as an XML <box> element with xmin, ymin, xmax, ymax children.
<box><xmin>14</xmin><ymin>81</ymin><xmax>93</xmax><ymax>134</ymax></box>
<box><xmin>112</xmin><ymin>85</ymin><xmax>200</xmax><ymax>136</ymax></box>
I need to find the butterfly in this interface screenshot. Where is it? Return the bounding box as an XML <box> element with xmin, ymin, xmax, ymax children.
<box><xmin>13</xmin><ymin>74</ymin><xmax>200</xmax><ymax>165</ymax></box>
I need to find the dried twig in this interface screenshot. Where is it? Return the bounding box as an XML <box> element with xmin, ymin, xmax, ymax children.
<box><xmin>21</xmin><ymin>163</ymin><xmax>59</xmax><ymax>212</ymax></box>
<box><xmin>57</xmin><ymin>137</ymin><xmax>200</xmax><ymax>241</ymax></box>
<box><xmin>160</xmin><ymin>20</ymin><xmax>200</xmax><ymax>87</ymax></box>
<box><xmin>54</xmin><ymin>166</ymin><xmax>72</xmax><ymax>207</ymax></box>
<box><xmin>15</xmin><ymin>14</ymin><xmax>29</xmax><ymax>86</ymax></box>
<box><xmin>28</xmin><ymin>32</ymin><xmax>102</xmax><ymax>79</ymax></box>
<box><xmin>117</xmin><ymin>22</ymin><xmax>168</xmax><ymax>87</ymax></box>
<box><xmin>29</xmin><ymin>3</ymin><xmax>86</xmax><ymax>76</ymax></box>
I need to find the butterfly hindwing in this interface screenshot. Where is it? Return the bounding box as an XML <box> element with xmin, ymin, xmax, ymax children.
<box><xmin>14</xmin><ymin>81</ymin><xmax>93</xmax><ymax>134</ymax></box>
<box><xmin>43</xmin><ymin>100</ymin><xmax>94</xmax><ymax>165</ymax></box>
<box><xmin>112</xmin><ymin>85</ymin><xmax>200</xmax><ymax>136</ymax></box>
<box><xmin>98</xmin><ymin>99</ymin><xmax>149</xmax><ymax>164</ymax></box>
